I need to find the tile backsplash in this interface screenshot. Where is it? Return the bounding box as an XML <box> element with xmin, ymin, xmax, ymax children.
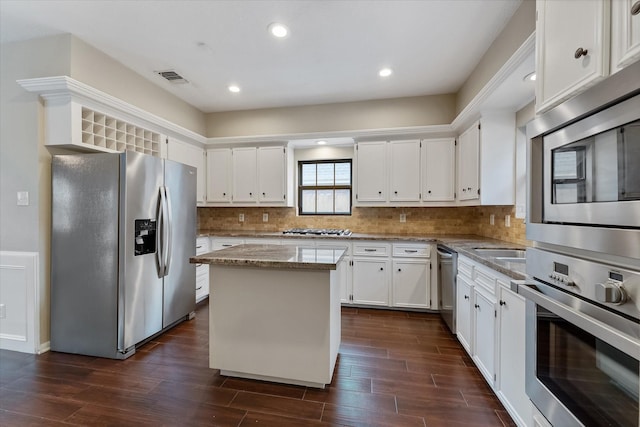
<box><xmin>198</xmin><ymin>205</ymin><xmax>527</xmax><ymax>245</ymax></box>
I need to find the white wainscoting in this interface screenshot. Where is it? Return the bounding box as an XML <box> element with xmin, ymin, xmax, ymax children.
<box><xmin>0</xmin><ymin>251</ymin><xmax>39</xmax><ymax>353</ymax></box>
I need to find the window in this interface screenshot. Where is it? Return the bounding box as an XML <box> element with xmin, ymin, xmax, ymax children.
<box><xmin>298</xmin><ymin>160</ymin><xmax>352</xmax><ymax>215</ymax></box>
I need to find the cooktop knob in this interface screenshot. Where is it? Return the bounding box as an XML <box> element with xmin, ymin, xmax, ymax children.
<box><xmin>595</xmin><ymin>281</ymin><xmax>627</xmax><ymax>305</ymax></box>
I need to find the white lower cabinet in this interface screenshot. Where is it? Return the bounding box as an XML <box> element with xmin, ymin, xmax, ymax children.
<box><xmin>472</xmin><ymin>286</ymin><xmax>496</xmax><ymax>387</ymax></box>
<box><xmin>455</xmin><ymin>273</ymin><xmax>474</xmax><ymax>354</ymax></box>
<box><xmin>352</xmin><ymin>258</ymin><xmax>390</xmax><ymax>306</ymax></box>
<box><xmin>391</xmin><ymin>243</ymin><xmax>431</xmax><ymax>309</ymax></box>
<box><xmin>316</xmin><ymin>241</ymin><xmax>352</xmax><ymax>304</ymax></box>
<box><xmin>455</xmin><ymin>254</ymin><xmax>531</xmax><ymax>427</ymax></box>
<box><xmin>497</xmin><ymin>281</ymin><xmax>531</xmax><ymax>426</ymax></box>
<box><xmin>195</xmin><ymin>237</ymin><xmax>210</xmax><ymax>302</ymax></box>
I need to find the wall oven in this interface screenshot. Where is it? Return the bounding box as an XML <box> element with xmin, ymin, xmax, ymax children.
<box><xmin>517</xmin><ymin>248</ymin><xmax>639</xmax><ymax>427</ymax></box>
<box><xmin>523</xmin><ymin>60</ymin><xmax>640</xmax><ymax>426</ymax></box>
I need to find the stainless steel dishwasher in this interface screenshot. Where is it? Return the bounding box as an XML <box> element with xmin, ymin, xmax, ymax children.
<box><xmin>437</xmin><ymin>245</ymin><xmax>457</xmax><ymax>334</ymax></box>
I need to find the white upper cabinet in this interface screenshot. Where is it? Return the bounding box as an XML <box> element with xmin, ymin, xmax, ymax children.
<box><xmin>232</xmin><ymin>147</ymin><xmax>258</xmax><ymax>203</ymax></box>
<box><xmin>457</xmin><ymin>123</ymin><xmax>480</xmax><ymax>201</ymax></box>
<box><xmin>166</xmin><ymin>137</ymin><xmax>206</xmax><ymax>204</ymax></box>
<box><xmin>611</xmin><ymin>0</ymin><xmax>640</xmax><ymax>72</ymax></box>
<box><xmin>423</xmin><ymin>138</ymin><xmax>455</xmax><ymax>201</ymax></box>
<box><xmin>257</xmin><ymin>146</ymin><xmax>286</xmax><ymax>203</ymax></box>
<box><xmin>457</xmin><ymin>113</ymin><xmax>515</xmax><ymax>205</ymax></box>
<box><xmin>206</xmin><ymin>148</ymin><xmax>231</xmax><ymax>202</ymax></box>
<box><xmin>389</xmin><ymin>140</ymin><xmax>421</xmax><ymax>202</ymax></box>
<box><xmin>535</xmin><ymin>0</ymin><xmax>610</xmax><ymax>113</ymax></box>
<box><xmin>355</xmin><ymin>141</ymin><xmax>387</xmax><ymax>202</ymax></box>
<box><xmin>206</xmin><ymin>144</ymin><xmax>291</xmax><ymax>206</ymax></box>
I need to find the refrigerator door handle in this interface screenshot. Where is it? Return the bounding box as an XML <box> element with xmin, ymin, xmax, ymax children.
<box><xmin>164</xmin><ymin>186</ymin><xmax>173</xmax><ymax>276</ymax></box>
<box><xmin>157</xmin><ymin>186</ymin><xmax>166</xmax><ymax>276</ymax></box>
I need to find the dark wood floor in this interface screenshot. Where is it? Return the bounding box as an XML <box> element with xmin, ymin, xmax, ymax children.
<box><xmin>0</xmin><ymin>300</ymin><xmax>515</xmax><ymax>426</ymax></box>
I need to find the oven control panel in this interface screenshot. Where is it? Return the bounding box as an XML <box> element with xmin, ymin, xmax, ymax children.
<box><xmin>526</xmin><ymin>248</ymin><xmax>639</xmax><ymax>320</ymax></box>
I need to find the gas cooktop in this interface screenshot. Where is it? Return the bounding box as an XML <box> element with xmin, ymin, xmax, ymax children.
<box><xmin>282</xmin><ymin>228</ymin><xmax>351</xmax><ymax>236</ymax></box>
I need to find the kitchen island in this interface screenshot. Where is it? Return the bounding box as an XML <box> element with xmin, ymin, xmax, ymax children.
<box><xmin>190</xmin><ymin>244</ymin><xmax>347</xmax><ymax>388</ymax></box>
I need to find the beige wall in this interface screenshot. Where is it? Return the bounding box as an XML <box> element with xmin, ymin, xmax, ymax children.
<box><xmin>198</xmin><ymin>205</ymin><xmax>527</xmax><ymax>246</ymax></box>
<box><xmin>0</xmin><ymin>34</ymin><xmax>74</xmax><ymax>347</ymax></box>
<box><xmin>206</xmin><ymin>94</ymin><xmax>456</xmax><ymax>138</ymax></box>
<box><xmin>70</xmin><ymin>36</ymin><xmax>207</xmax><ymax>135</ymax></box>
<box><xmin>456</xmin><ymin>0</ymin><xmax>536</xmax><ymax>115</ymax></box>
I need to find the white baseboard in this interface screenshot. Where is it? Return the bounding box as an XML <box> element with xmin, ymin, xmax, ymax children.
<box><xmin>0</xmin><ymin>251</ymin><xmax>39</xmax><ymax>354</ymax></box>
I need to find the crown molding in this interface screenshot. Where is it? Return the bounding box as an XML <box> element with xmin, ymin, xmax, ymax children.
<box><xmin>17</xmin><ymin>76</ymin><xmax>207</xmax><ymax>145</ymax></box>
<box><xmin>206</xmin><ymin>124</ymin><xmax>454</xmax><ymax>146</ymax></box>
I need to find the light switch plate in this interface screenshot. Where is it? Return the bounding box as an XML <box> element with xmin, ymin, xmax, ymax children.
<box><xmin>17</xmin><ymin>191</ymin><xmax>29</xmax><ymax>206</ymax></box>
<box><xmin>490</xmin><ymin>214</ymin><xmax>495</xmax><ymax>225</ymax></box>
<box><xmin>263</xmin><ymin>213</ymin><xmax>268</xmax><ymax>222</ymax></box>
<box><xmin>399</xmin><ymin>213</ymin><xmax>406</xmax><ymax>223</ymax></box>
<box><xmin>505</xmin><ymin>215</ymin><xmax>511</xmax><ymax>227</ymax></box>
<box><xmin>239</xmin><ymin>213</ymin><xmax>245</xmax><ymax>222</ymax></box>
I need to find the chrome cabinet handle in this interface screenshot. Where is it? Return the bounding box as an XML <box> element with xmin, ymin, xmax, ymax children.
<box><xmin>499</xmin><ymin>300</ymin><xmax>506</xmax><ymax>306</ymax></box>
<box><xmin>474</xmin><ymin>304</ymin><xmax>480</xmax><ymax>309</ymax></box>
<box><xmin>196</xmin><ymin>245</ymin><xmax>203</xmax><ymax>249</ymax></box>
<box><xmin>632</xmin><ymin>1</ymin><xmax>640</xmax><ymax>15</ymax></box>
<box><xmin>404</xmin><ymin>249</ymin><xmax>418</xmax><ymax>253</ymax></box>
<box><xmin>379</xmin><ymin>267</ymin><xmax>384</xmax><ymax>271</ymax></box>
<box><xmin>464</xmin><ymin>295</ymin><xmax>469</xmax><ymax>300</ymax></box>
<box><xmin>364</xmin><ymin>248</ymin><xmax>377</xmax><ymax>252</ymax></box>
<box><xmin>574</xmin><ymin>47</ymin><xmax>588</xmax><ymax>59</ymax></box>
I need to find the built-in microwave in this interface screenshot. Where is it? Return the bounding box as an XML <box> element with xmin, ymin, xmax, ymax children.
<box><xmin>527</xmin><ymin>60</ymin><xmax>640</xmax><ymax>260</ymax></box>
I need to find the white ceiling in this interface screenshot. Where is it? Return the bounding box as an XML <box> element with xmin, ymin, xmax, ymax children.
<box><xmin>1</xmin><ymin>0</ymin><xmax>524</xmax><ymax>113</ymax></box>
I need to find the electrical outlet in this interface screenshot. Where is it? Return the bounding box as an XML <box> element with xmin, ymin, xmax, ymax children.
<box><xmin>262</xmin><ymin>213</ymin><xmax>268</xmax><ymax>222</ymax></box>
<box><xmin>505</xmin><ymin>215</ymin><xmax>511</xmax><ymax>227</ymax></box>
<box><xmin>490</xmin><ymin>214</ymin><xmax>495</xmax><ymax>225</ymax></box>
<box><xmin>399</xmin><ymin>213</ymin><xmax>406</xmax><ymax>223</ymax></box>
<box><xmin>239</xmin><ymin>213</ymin><xmax>245</xmax><ymax>222</ymax></box>
<box><xmin>17</xmin><ymin>191</ymin><xmax>29</xmax><ymax>206</ymax></box>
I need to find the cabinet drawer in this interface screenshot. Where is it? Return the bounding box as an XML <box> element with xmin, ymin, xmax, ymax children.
<box><xmin>195</xmin><ymin>263</ymin><xmax>208</xmax><ymax>277</ymax></box>
<box><xmin>392</xmin><ymin>243</ymin><xmax>431</xmax><ymax>258</ymax></box>
<box><xmin>353</xmin><ymin>242</ymin><xmax>390</xmax><ymax>257</ymax></box>
<box><xmin>458</xmin><ymin>257</ymin><xmax>474</xmax><ymax>279</ymax></box>
<box><xmin>196</xmin><ymin>237</ymin><xmax>210</xmax><ymax>255</ymax></box>
<box><xmin>211</xmin><ymin>239</ymin><xmax>244</xmax><ymax>251</ymax></box>
<box><xmin>475</xmin><ymin>267</ymin><xmax>496</xmax><ymax>295</ymax></box>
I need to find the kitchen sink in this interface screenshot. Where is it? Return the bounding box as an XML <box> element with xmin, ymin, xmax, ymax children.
<box><xmin>494</xmin><ymin>256</ymin><xmax>526</xmax><ymax>263</ymax></box>
<box><xmin>471</xmin><ymin>248</ymin><xmax>526</xmax><ymax>258</ymax></box>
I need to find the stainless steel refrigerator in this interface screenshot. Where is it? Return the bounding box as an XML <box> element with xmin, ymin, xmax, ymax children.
<box><xmin>51</xmin><ymin>151</ymin><xmax>196</xmax><ymax>359</ymax></box>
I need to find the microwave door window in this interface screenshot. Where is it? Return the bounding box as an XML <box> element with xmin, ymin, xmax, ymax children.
<box><xmin>553</xmin><ymin>147</ymin><xmax>587</xmax><ymax>204</ymax></box>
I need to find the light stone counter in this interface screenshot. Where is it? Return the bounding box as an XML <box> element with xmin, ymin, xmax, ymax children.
<box><xmin>190</xmin><ymin>244</ymin><xmax>346</xmax><ymax>270</ymax></box>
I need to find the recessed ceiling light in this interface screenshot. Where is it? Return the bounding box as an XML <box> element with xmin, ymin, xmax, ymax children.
<box><xmin>316</xmin><ymin>140</ymin><xmax>327</xmax><ymax>145</ymax></box>
<box><xmin>379</xmin><ymin>68</ymin><xmax>393</xmax><ymax>77</ymax></box>
<box><xmin>228</xmin><ymin>85</ymin><xmax>241</xmax><ymax>93</ymax></box>
<box><xmin>523</xmin><ymin>72</ymin><xmax>536</xmax><ymax>82</ymax></box>
<box><xmin>269</xmin><ymin>23</ymin><xmax>289</xmax><ymax>38</ymax></box>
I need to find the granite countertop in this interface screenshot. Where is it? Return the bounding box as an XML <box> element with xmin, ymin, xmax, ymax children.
<box><xmin>197</xmin><ymin>230</ymin><xmax>528</xmax><ymax>279</ymax></box>
<box><xmin>191</xmin><ymin>244</ymin><xmax>347</xmax><ymax>270</ymax></box>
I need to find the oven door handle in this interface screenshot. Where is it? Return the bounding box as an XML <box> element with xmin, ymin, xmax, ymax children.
<box><xmin>518</xmin><ymin>283</ymin><xmax>640</xmax><ymax>360</ymax></box>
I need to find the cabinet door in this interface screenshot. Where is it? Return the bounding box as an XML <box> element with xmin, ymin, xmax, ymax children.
<box><xmin>352</xmin><ymin>258</ymin><xmax>390</xmax><ymax>306</ymax></box>
<box><xmin>232</xmin><ymin>147</ymin><xmax>257</xmax><ymax>202</ymax></box>
<box><xmin>355</xmin><ymin>142</ymin><xmax>387</xmax><ymax>202</ymax></box>
<box><xmin>473</xmin><ymin>289</ymin><xmax>496</xmax><ymax>386</ymax></box>
<box><xmin>391</xmin><ymin>259</ymin><xmax>429</xmax><ymax>308</ymax></box>
<box><xmin>206</xmin><ymin>148</ymin><xmax>232</xmax><ymax>202</ymax></box>
<box><xmin>457</xmin><ymin>123</ymin><xmax>479</xmax><ymax>201</ymax></box>
<box><xmin>166</xmin><ymin>138</ymin><xmax>206</xmax><ymax>203</ymax></box>
<box><xmin>536</xmin><ymin>0</ymin><xmax>609</xmax><ymax>113</ymax></box>
<box><xmin>611</xmin><ymin>0</ymin><xmax>640</xmax><ymax>72</ymax></box>
<box><xmin>258</xmin><ymin>146</ymin><xmax>286</xmax><ymax>203</ymax></box>
<box><xmin>423</xmin><ymin>138</ymin><xmax>455</xmax><ymax>201</ymax></box>
<box><xmin>317</xmin><ymin>241</ymin><xmax>352</xmax><ymax>304</ymax></box>
<box><xmin>389</xmin><ymin>140</ymin><xmax>421</xmax><ymax>201</ymax></box>
<box><xmin>497</xmin><ymin>285</ymin><xmax>531</xmax><ymax>426</ymax></box>
<box><xmin>455</xmin><ymin>274</ymin><xmax>473</xmax><ymax>354</ymax></box>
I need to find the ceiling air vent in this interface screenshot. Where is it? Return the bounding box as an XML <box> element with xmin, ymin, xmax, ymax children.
<box><xmin>156</xmin><ymin>70</ymin><xmax>189</xmax><ymax>84</ymax></box>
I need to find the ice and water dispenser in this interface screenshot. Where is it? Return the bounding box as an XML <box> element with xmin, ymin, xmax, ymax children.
<box><xmin>134</xmin><ymin>219</ymin><xmax>156</xmax><ymax>256</ymax></box>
